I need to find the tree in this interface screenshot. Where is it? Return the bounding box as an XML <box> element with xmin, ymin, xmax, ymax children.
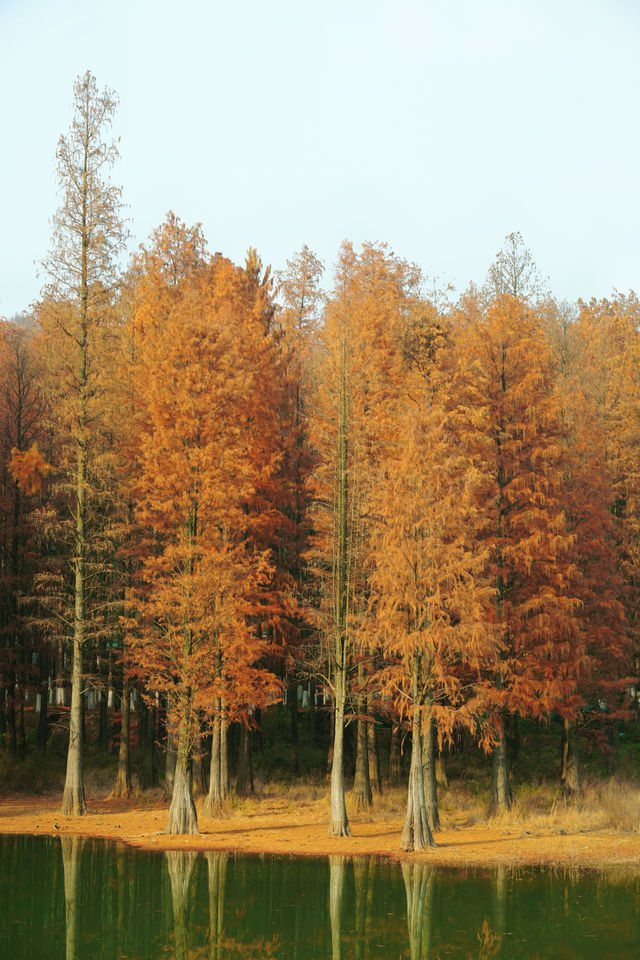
<box><xmin>311</xmin><ymin>242</ymin><xmax>420</xmax><ymax>834</ymax></box>
<box><xmin>546</xmin><ymin>301</ymin><xmax>629</xmax><ymax>794</ymax></box>
<box><xmin>111</xmin><ymin>213</ymin><xmax>209</xmax><ymax>799</ymax></box>
<box><xmin>454</xmin><ymin>293</ymin><xmax>577</xmax><ymax>814</ymax></box>
<box><xmin>126</xmin><ymin>246</ymin><xmax>280</xmax><ymax>833</ymax></box>
<box><xmin>40</xmin><ymin>71</ymin><xmax>126</xmax><ymax>815</ymax></box>
<box><xmin>487</xmin><ymin>231</ymin><xmax>546</xmax><ymax>300</ymax></box>
<box><xmin>365</xmin><ymin>310</ymin><xmax>493</xmax><ymax>849</ymax></box>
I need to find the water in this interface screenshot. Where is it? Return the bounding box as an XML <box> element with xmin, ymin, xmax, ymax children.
<box><xmin>1</xmin><ymin>834</ymin><xmax>640</xmax><ymax>958</ymax></box>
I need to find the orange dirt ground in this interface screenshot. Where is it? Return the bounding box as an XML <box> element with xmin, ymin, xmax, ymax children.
<box><xmin>2</xmin><ymin>793</ymin><xmax>640</xmax><ymax>868</ymax></box>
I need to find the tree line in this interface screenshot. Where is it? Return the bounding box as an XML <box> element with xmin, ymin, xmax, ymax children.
<box><xmin>1</xmin><ymin>72</ymin><xmax>638</xmax><ymax>850</ymax></box>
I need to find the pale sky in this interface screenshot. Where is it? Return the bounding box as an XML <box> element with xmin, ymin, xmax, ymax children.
<box><xmin>1</xmin><ymin>0</ymin><xmax>639</xmax><ymax>317</ymax></box>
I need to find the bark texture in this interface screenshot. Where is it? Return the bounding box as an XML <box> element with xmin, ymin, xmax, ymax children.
<box><xmin>353</xmin><ymin>674</ymin><xmax>373</xmax><ymax>811</ymax></box>
<box><xmin>562</xmin><ymin>717</ymin><xmax>582</xmax><ymax>797</ymax></box>
<box><xmin>401</xmin><ymin>686</ymin><xmax>435</xmax><ymax>851</ymax></box>
<box><xmin>112</xmin><ymin>679</ymin><xmax>131</xmax><ymax>798</ymax></box>
<box><xmin>488</xmin><ymin>723</ymin><xmax>513</xmax><ymax>817</ymax></box>
<box><xmin>203</xmin><ymin>704</ymin><xmax>228</xmax><ymax>817</ymax></box>
<box><xmin>166</xmin><ymin>715</ymin><xmax>198</xmax><ymax>834</ymax></box>
<box><xmin>367</xmin><ymin>698</ymin><xmax>382</xmax><ymax>795</ymax></box>
<box><xmin>422</xmin><ymin>719</ymin><xmax>440</xmax><ymax>832</ymax></box>
<box><xmin>329</xmin><ymin>667</ymin><xmax>351</xmax><ymax>836</ymax></box>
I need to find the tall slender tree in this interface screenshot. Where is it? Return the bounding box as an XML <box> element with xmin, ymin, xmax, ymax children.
<box><xmin>311</xmin><ymin>242</ymin><xmax>420</xmax><ymax>833</ymax></box>
<box><xmin>40</xmin><ymin>71</ymin><xmax>126</xmax><ymax>815</ymax></box>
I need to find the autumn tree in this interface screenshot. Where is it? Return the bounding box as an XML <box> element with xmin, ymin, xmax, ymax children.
<box><xmin>454</xmin><ymin>293</ymin><xmax>577</xmax><ymax>814</ymax></box>
<box><xmin>546</xmin><ymin>301</ymin><xmax>629</xmax><ymax>794</ymax></box>
<box><xmin>365</xmin><ymin>310</ymin><xmax>493</xmax><ymax>849</ymax></box>
<box><xmin>126</xmin><ymin>244</ymin><xmax>280</xmax><ymax>833</ymax></box>
<box><xmin>311</xmin><ymin>242</ymin><xmax>422</xmax><ymax>833</ymax></box>
<box><xmin>110</xmin><ymin>213</ymin><xmax>209</xmax><ymax>799</ymax></box>
<box><xmin>39</xmin><ymin>71</ymin><xmax>126</xmax><ymax>814</ymax></box>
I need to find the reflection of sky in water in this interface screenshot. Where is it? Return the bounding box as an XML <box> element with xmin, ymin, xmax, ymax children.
<box><xmin>1</xmin><ymin>835</ymin><xmax>639</xmax><ymax>959</ymax></box>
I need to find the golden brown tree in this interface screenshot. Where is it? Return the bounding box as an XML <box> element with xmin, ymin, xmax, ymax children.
<box><xmin>365</xmin><ymin>311</ymin><xmax>493</xmax><ymax>849</ymax></box>
<box><xmin>126</xmin><ymin>245</ymin><xmax>280</xmax><ymax>833</ymax></box>
<box><xmin>454</xmin><ymin>293</ymin><xmax>578</xmax><ymax>814</ymax></box>
<box><xmin>311</xmin><ymin>242</ymin><xmax>421</xmax><ymax>834</ymax></box>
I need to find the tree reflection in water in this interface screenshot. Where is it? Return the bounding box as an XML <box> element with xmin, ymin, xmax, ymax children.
<box><xmin>353</xmin><ymin>855</ymin><xmax>374</xmax><ymax>960</ymax></box>
<box><xmin>166</xmin><ymin>850</ymin><xmax>198</xmax><ymax>960</ymax></box>
<box><xmin>206</xmin><ymin>851</ymin><xmax>227</xmax><ymax>960</ymax></box>
<box><xmin>329</xmin><ymin>855</ymin><xmax>347</xmax><ymax>960</ymax></box>
<box><xmin>60</xmin><ymin>835</ymin><xmax>85</xmax><ymax>960</ymax></box>
<box><xmin>491</xmin><ymin>863</ymin><xmax>507</xmax><ymax>942</ymax></box>
<box><xmin>402</xmin><ymin>861</ymin><xmax>435</xmax><ymax>960</ymax></box>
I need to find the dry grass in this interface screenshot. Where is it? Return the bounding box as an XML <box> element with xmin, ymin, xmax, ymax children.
<box><xmin>468</xmin><ymin>777</ymin><xmax>640</xmax><ymax>835</ymax></box>
<box><xmin>241</xmin><ymin>773</ymin><xmax>640</xmax><ymax>836</ymax></box>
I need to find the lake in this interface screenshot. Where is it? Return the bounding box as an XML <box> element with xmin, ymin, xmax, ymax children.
<box><xmin>1</xmin><ymin>834</ymin><xmax>639</xmax><ymax>958</ymax></box>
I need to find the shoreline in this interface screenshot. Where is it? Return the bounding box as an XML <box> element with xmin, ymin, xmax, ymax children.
<box><xmin>2</xmin><ymin>795</ymin><xmax>640</xmax><ymax>869</ymax></box>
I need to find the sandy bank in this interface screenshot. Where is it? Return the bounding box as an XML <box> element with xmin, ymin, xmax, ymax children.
<box><xmin>2</xmin><ymin>794</ymin><xmax>640</xmax><ymax>869</ymax></box>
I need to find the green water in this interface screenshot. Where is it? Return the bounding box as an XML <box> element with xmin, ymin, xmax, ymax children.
<box><xmin>1</xmin><ymin>835</ymin><xmax>640</xmax><ymax>958</ymax></box>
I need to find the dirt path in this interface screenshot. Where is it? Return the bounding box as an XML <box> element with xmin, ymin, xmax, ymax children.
<box><xmin>2</xmin><ymin>794</ymin><xmax>640</xmax><ymax>868</ymax></box>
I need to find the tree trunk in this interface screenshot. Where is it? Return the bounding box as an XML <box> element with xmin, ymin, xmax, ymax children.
<box><xmin>6</xmin><ymin>692</ymin><xmax>17</xmax><ymax>759</ymax></box>
<box><xmin>62</xmin><ymin>629</ymin><xmax>86</xmax><ymax>815</ymax></box>
<box><xmin>401</xmin><ymin>676</ymin><xmax>435</xmax><ymax>851</ymax></box>
<box><xmin>139</xmin><ymin>699</ymin><xmax>156</xmax><ymax>790</ymax></box>
<box><xmin>17</xmin><ymin>698</ymin><xmax>26</xmax><ymax>759</ymax></box>
<box><xmin>367</xmin><ymin>697</ymin><xmax>382</xmax><ymax>795</ymax></box>
<box><xmin>235</xmin><ymin>722</ymin><xmax>254</xmax><ymax>796</ymax></box>
<box><xmin>112</xmin><ymin>677</ymin><xmax>131</xmax><ymax>798</ymax></box>
<box><xmin>435</xmin><ymin>741</ymin><xmax>449</xmax><ymax>789</ymax></box>
<box><xmin>326</xmin><ymin>704</ymin><xmax>335</xmax><ymax>780</ymax></box>
<box><xmin>37</xmin><ymin>672</ymin><xmax>49</xmax><ymax>756</ymax></box>
<box><xmin>329</xmin><ymin>662</ymin><xmax>351</xmax><ymax>836</ymax></box>
<box><xmin>164</xmin><ymin>729</ymin><xmax>177</xmax><ymax>799</ymax></box>
<box><xmin>56</xmin><ymin>640</ymin><xmax>66</xmax><ymax>706</ymax></box>
<box><xmin>353</xmin><ymin>668</ymin><xmax>372</xmax><ymax>811</ymax></box>
<box><xmin>507</xmin><ymin>711</ymin><xmax>520</xmax><ymax>765</ymax></box>
<box><xmin>98</xmin><ymin>688</ymin><xmax>108</xmax><ymax>754</ymax></box>
<box><xmin>220</xmin><ymin>702</ymin><xmax>229</xmax><ymax>799</ymax></box>
<box><xmin>562</xmin><ymin>717</ymin><xmax>582</xmax><ymax>797</ymax></box>
<box><xmin>193</xmin><ymin>751</ymin><xmax>206</xmax><ymax>796</ymax></box>
<box><xmin>288</xmin><ymin>679</ymin><xmax>299</xmax><ymax>774</ymax></box>
<box><xmin>422</xmin><ymin>718</ymin><xmax>440</xmax><ymax>832</ymax></box>
<box><xmin>80</xmin><ymin>687</ymin><xmax>86</xmax><ymax>750</ymax></box>
<box><xmin>166</xmin><ymin>708</ymin><xmax>198</xmax><ymax>835</ymax></box>
<box><xmin>488</xmin><ymin>719</ymin><xmax>513</xmax><ymax>817</ymax></box>
<box><xmin>203</xmin><ymin>703</ymin><xmax>225</xmax><ymax>817</ymax></box>
<box><xmin>389</xmin><ymin>724</ymin><xmax>401</xmax><ymax>784</ymax></box>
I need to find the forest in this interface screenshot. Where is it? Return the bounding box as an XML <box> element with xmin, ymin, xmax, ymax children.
<box><xmin>1</xmin><ymin>71</ymin><xmax>639</xmax><ymax>853</ymax></box>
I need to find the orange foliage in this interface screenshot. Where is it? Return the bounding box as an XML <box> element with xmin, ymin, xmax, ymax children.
<box><xmin>9</xmin><ymin>443</ymin><xmax>51</xmax><ymax>495</ymax></box>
